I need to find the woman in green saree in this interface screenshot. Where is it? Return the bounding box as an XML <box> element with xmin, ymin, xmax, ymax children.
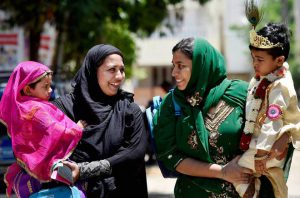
<box><xmin>153</xmin><ymin>37</ymin><xmax>291</xmax><ymax>197</ymax></box>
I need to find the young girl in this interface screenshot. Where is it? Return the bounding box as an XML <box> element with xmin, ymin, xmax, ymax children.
<box><xmin>235</xmin><ymin>2</ymin><xmax>300</xmax><ymax>197</ymax></box>
<box><xmin>0</xmin><ymin>61</ymin><xmax>83</xmax><ymax>197</ymax></box>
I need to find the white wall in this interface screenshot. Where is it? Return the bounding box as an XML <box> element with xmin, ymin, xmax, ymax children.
<box><xmin>136</xmin><ymin>0</ymin><xmax>223</xmax><ymax>67</ymax></box>
<box><xmin>223</xmin><ymin>0</ymin><xmax>251</xmax><ymax>75</ymax></box>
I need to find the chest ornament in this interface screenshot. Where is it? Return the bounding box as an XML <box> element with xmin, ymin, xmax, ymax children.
<box><xmin>186</xmin><ymin>92</ymin><xmax>202</xmax><ymax>107</ymax></box>
<box><xmin>187</xmin><ymin>130</ymin><xmax>198</xmax><ymax>150</ymax></box>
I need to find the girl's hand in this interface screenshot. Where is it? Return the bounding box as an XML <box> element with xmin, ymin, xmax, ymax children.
<box><xmin>62</xmin><ymin>161</ymin><xmax>80</xmax><ymax>183</ymax></box>
<box><xmin>222</xmin><ymin>156</ymin><xmax>253</xmax><ymax>184</ymax></box>
<box><xmin>77</xmin><ymin>120</ymin><xmax>88</xmax><ymax>129</ymax></box>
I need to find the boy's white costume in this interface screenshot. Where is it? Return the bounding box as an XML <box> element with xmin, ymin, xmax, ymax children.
<box><xmin>236</xmin><ymin>63</ymin><xmax>300</xmax><ymax>198</ymax></box>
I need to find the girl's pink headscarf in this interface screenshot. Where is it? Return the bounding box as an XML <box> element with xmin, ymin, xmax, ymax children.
<box><xmin>0</xmin><ymin>61</ymin><xmax>82</xmax><ymax>193</ymax></box>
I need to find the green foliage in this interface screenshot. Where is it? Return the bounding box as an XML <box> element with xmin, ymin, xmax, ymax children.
<box><xmin>261</xmin><ymin>0</ymin><xmax>300</xmax><ymax>93</ymax></box>
<box><xmin>0</xmin><ymin>0</ymin><xmax>188</xmax><ymax>78</ymax></box>
<box><xmin>197</xmin><ymin>0</ymin><xmax>210</xmax><ymax>5</ymax></box>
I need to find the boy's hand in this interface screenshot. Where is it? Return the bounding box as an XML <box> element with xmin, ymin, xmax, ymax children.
<box><xmin>254</xmin><ymin>149</ymin><xmax>269</xmax><ymax>174</ymax></box>
<box><xmin>254</xmin><ymin>158</ymin><xmax>267</xmax><ymax>174</ymax></box>
<box><xmin>268</xmin><ymin>133</ymin><xmax>289</xmax><ymax>160</ymax></box>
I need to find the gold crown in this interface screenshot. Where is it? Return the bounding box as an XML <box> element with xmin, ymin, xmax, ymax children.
<box><xmin>250</xmin><ymin>28</ymin><xmax>283</xmax><ymax>49</ymax></box>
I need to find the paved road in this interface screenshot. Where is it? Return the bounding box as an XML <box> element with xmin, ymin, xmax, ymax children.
<box><xmin>147</xmin><ymin>149</ymin><xmax>300</xmax><ymax>198</ymax></box>
<box><xmin>287</xmin><ymin>149</ymin><xmax>300</xmax><ymax>198</ymax></box>
<box><xmin>1</xmin><ymin>150</ymin><xmax>299</xmax><ymax>198</ymax></box>
<box><xmin>146</xmin><ymin>164</ymin><xmax>175</xmax><ymax>198</ymax></box>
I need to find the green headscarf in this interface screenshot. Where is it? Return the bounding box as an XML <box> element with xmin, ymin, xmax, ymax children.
<box><xmin>173</xmin><ymin>38</ymin><xmax>231</xmax><ymax>160</ymax></box>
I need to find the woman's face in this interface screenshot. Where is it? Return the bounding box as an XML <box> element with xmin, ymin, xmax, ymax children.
<box><xmin>171</xmin><ymin>50</ymin><xmax>192</xmax><ymax>90</ymax></box>
<box><xmin>97</xmin><ymin>54</ymin><xmax>125</xmax><ymax>96</ymax></box>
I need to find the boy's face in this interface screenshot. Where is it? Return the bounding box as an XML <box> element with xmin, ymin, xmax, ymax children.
<box><xmin>251</xmin><ymin>49</ymin><xmax>284</xmax><ymax>77</ymax></box>
<box><xmin>24</xmin><ymin>75</ymin><xmax>53</xmax><ymax>100</ymax></box>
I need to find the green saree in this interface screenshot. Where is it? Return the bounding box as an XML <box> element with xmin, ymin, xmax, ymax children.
<box><xmin>153</xmin><ymin>38</ymin><xmax>248</xmax><ymax>197</ymax></box>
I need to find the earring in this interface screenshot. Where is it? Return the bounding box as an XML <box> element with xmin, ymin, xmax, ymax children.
<box><xmin>24</xmin><ymin>86</ymin><xmax>31</xmax><ymax>96</ymax></box>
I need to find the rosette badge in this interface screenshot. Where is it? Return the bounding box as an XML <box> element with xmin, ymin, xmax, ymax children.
<box><xmin>267</xmin><ymin>104</ymin><xmax>282</xmax><ymax>120</ymax></box>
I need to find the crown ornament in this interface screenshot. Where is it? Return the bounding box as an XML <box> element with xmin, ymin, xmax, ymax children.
<box><xmin>249</xmin><ymin>28</ymin><xmax>283</xmax><ymax>49</ymax></box>
<box><xmin>246</xmin><ymin>0</ymin><xmax>283</xmax><ymax>49</ymax></box>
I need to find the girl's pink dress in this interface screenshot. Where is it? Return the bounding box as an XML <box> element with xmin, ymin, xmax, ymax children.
<box><xmin>0</xmin><ymin>61</ymin><xmax>82</xmax><ymax>197</ymax></box>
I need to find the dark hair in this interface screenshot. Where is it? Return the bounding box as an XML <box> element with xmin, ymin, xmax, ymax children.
<box><xmin>172</xmin><ymin>37</ymin><xmax>194</xmax><ymax>59</ymax></box>
<box><xmin>160</xmin><ymin>80</ymin><xmax>172</xmax><ymax>92</ymax></box>
<box><xmin>28</xmin><ymin>72</ymin><xmax>53</xmax><ymax>89</ymax></box>
<box><xmin>249</xmin><ymin>23</ymin><xmax>291</xmax><ymax>60</ymax></box>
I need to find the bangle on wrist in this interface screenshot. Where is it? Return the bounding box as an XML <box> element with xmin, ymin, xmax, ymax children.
<box><xmin>220</xmin><ymin>165</ymin><xmax>226</xmax><ymax>179</ymax></box>
<box><xmin>254</xmin><ymin>154</ymin><xmax>269</xmax><ymax>161</ymax></box>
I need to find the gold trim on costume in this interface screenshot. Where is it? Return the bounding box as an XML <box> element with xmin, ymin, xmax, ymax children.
<box><xmin>205</xmin><ymin>100</ymin><xmax>234</xmax><ymax>133</ymax></box>
<box><xmin>205</xmin><ymin>100</ymin><xmax>234</xmax><ymax>164</ymax></box>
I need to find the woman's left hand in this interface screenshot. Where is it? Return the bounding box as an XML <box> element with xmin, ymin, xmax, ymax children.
<box><xmin>62</xmin><ymin>161</ymin><xmax>80</xmax><ymax>183</ymax></box>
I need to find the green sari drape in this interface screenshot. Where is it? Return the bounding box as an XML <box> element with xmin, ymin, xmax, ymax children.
<box><xmin>153</xmin><ymin>38</ymin><xmax>248</xmax><ymax>197</ymax></box>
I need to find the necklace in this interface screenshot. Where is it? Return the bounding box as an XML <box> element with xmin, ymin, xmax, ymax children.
<box><xmin>239</xmin><ymin>63</ymin><xmax>288</xmax><ymax>151</ymax></box>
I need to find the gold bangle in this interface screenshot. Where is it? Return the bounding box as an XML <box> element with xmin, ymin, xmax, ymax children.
<box><xmin>254</xmin><ymin>154</ymin><xmax>269</xmax><ymax>161</ymax></box>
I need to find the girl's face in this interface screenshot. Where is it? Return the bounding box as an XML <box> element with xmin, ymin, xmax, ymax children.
<box><xmin>97</xmin><ymin>54</ymin><xmax>125</xmax><ymax>96</ymax></box>
<box><xmin>171</xmin><ymin>50</ymin><xmax>192</xmax><ymax>90</ymax></box>
<box><xmin>24</xmin><ymin>75</ymin><xmax>53</xmax><ymax>100</ymax></box>
<box><xmin>251</xmin><ymin>49</ymin><xmax>284</xmax><ymax>76</ymax></box>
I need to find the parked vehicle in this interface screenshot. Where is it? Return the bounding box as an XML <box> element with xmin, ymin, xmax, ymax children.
<box><xmin>0</xmin><ymin>82</ymin><xmax>14</xmax><ymax>193</ymax></box>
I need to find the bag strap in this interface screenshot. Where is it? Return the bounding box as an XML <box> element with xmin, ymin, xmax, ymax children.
<box><xmin>145</xmin><ymin>90</ymin><xmax>181</xmax><ymax>137</ymax></box>
<box><xmin>169</xmin><ymin>89</ymin><xmax>181</xmax><ymax>116</ymax></box>
<box><xmin>152</xmin><ymin>96</ymin><xmax>162</xmax><ymax>112</ymax></box>
<box><xmin>145</xmin><ymin>97</ymin><xmax>162</xmax><ymax>138</ymax></box>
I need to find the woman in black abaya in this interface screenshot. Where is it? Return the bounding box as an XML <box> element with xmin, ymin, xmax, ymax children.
<box><xmin>53</xmin><ymin>44</ymin><xmax>148</xmax><ymax>198</ymax></box>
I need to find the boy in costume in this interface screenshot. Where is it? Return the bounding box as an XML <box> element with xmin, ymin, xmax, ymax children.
<box><xmin>235</xmin><ymin>1</ymin><xmax>300</xmax><ymax>197</ymax></box>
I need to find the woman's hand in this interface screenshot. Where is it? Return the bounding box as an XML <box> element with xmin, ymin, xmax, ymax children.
<box><xmin>62</xmin><ymin>161</ymin><xmax>80</xmax><ymax>183</ymax></box>
<box><xmin>268</xmin><ymin>133</ymin><xmax>290</xmax><ymax>161</ymax></box>
<box><xmin>222</xmin><ymin>156</ymin><xmax>253</xmax><ymax>184</ymax></box>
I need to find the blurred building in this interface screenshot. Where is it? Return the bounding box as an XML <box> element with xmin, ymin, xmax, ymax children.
<box><xmin>0</xmin><ymin>10</ymin><xmax>25</xmax><ymax>79</ymax></box>
<box><xmin>132</xmin><ymin>0</ymin><xmax>252</xmax><ymax>107</ymax></box>
<box><xmin>0</xmin><ymin>10</ymin><xmax>56</xmax><ymax>73</ymax></box>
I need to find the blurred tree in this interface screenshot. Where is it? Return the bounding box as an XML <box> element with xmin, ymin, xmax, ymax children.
<box><xmin>295</xmin><ymin>0</ymin><xmax>300</xmax><ymax>68</ymax></box>
<box><xmin>0</xmin><ymin>0</ymin><xmax>210</xmax><ymax>78</ymax></box>
<box><xmin>263</xmin><ymin>0</ymin><xmax>300</xmax><ymax>94</ymax></box>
